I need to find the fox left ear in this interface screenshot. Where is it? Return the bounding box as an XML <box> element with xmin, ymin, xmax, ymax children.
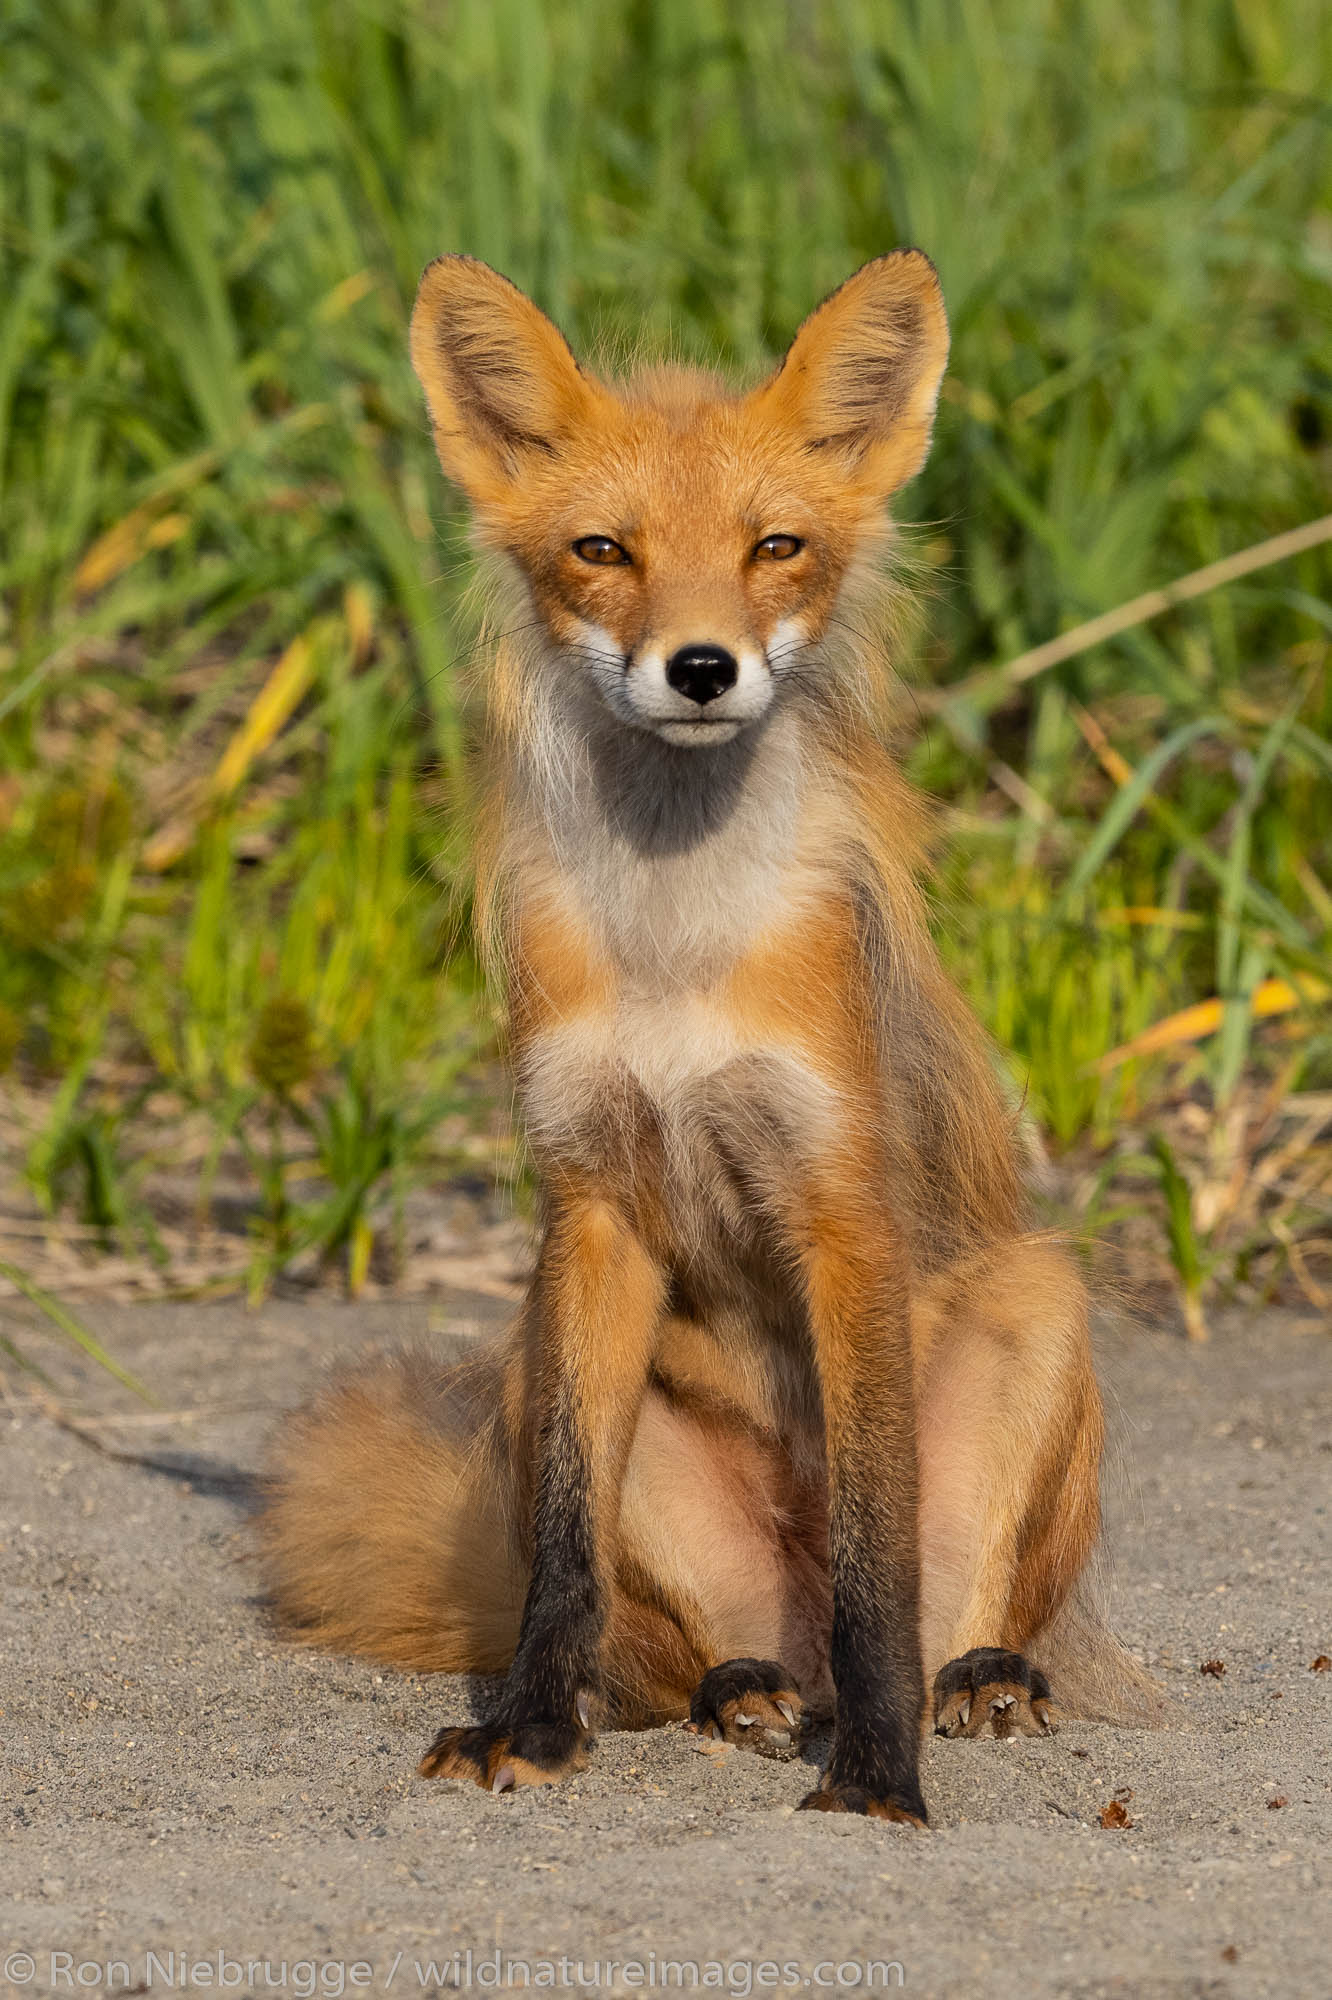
<box><xmin>410</xmin><ymin>255</ymin><xmax>604</xmax><ymax>508</ymax></box>
<box><xmin>751</xmin><ymin>251</ymin><xmax>950</xmax><ymax>498</ymax></box>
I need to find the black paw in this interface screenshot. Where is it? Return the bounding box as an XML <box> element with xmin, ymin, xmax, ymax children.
<box><xmin>418</xmin><ymin>1717</ymin><xmax>589</xmax><ymax>1791</ymax></box>
<box><xmin>932</xmin><ymin>1647</ymin><xmax>1055</xmax><ymax>1739</ymax></box>
<box><xmin>797</xmin><ymin>1780</ymin><xmax>927</xmax><ymax>1825</ymax></box>
<box><xmin>686</xmin><ymin>1658</ymin><xmax>805</xmax><ymax>1760</ymax></box>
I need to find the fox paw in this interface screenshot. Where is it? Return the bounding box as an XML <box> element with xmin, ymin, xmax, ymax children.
<box><xmin>797</xmin><ymin>1780</ymin><xmax>926</xmax><ymax>1825</ymax></box>
<box><xmin>418</xmin><ymin>1718</ymin><xmax>589</xmax><ymax>1791</ymax></box>
<box><xmin>932</xmin><ymin>1648</ymin><xmax>1055</xmax><ymax>1739</ymax></box>
<box><xmin>685</xmin><ymin>1658</ymin><xmax>805</xmax><ymax>1760</ymax></box>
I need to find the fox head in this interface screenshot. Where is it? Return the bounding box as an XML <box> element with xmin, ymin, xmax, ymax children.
<box><xmin>410</xmin><ymin>253</ymin><xmax>949</xmax><ymax>749</ymax></box>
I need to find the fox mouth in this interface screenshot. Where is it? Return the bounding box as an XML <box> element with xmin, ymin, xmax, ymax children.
<box><xmin>587</xmin><ymin>678</ymin><xmax>753</xmax><ymax>745</ymax></box>
<box><xmin>652</xmin><ymin>716</ymin><xmax>745</xmax><ymax>747</ymax></box>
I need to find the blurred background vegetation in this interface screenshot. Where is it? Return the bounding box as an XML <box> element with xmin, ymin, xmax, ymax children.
<box><xmin>1</xmin><ymin>0</ymin><xmax>1329</xmax><ymax>1328</ymax></box>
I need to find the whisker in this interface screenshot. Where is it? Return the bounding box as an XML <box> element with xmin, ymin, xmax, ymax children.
<box><xmin>388</xmin><ymin>619</ymin><xmax>551</xmax><ymax>737</ymax></box>
<box><xmin>823</xmin><ymin>613</ymin><xmax>932</xmax><ymax>739</ymax></box>
<box><xmin>564</xmin><ymin>642</ymin><xmax>628</xmax><ymax>671</ymax></box>
<box><xmin>765</xmin><ymin>640</ymin><xmax>820</xmax><ymax>671</ymax></box>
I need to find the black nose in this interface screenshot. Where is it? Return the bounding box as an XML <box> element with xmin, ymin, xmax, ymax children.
<box><xmin>666</xmin><ymin>645</ymin><xmax>738</xmax><ymax>706</ymax></box>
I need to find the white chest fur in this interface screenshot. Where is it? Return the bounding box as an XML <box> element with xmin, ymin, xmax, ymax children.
<box><xmin>540</xmin><ymin>705</ymin><xmax>806</xmax><ymax>982</ymax></box>
<box><xmin>513</xmin><ymin>699</ymin><xmax>839</xmax><ymax>1170</ymax></box>
<box><xmin>519</xmin><ymin>981</ymin><xmax>838</xmax><ymax>1180</ymax></box>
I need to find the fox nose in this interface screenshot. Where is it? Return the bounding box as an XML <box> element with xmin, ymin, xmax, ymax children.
<box><xmin>666</xmin><ymin>645</ymin><xmax>738</xmax><ymax>706</ymax></box>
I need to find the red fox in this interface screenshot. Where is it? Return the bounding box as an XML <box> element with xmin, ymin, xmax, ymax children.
<box><xmin>259</xmin><ymin>250</ymin><xmax>1162</xmax><ymax>1823</ymax></box>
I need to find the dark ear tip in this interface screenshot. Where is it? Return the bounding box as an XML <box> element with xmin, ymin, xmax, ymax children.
<box><xmin>891</xmin><ymin>245</ymin><xmax>939</xmax><ymax>271</ymax></box>
<box><xmin>870</xmin><ymin>246</ymin><xmax>943</xmax><ymax>292</ymax></box>
<box><xmin>414</xmin><ymin>253</ymin><xmax>526</xmax><ymax>302</ymax></box>
<box><xmin>417</xmin><ymin>250</ymin><xmax>478</xmax><ymax>285</ymax></box>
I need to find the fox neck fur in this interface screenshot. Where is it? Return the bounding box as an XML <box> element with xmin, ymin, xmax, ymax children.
<box><xmin>476</xmin><ymin>605</ymin><xmax>1024</xmax><ymax>1290</ymax></box>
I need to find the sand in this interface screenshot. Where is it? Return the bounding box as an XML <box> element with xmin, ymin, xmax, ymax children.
<box><xmin>2</xmin><ymin>1292</ymin><xmax>1329</xmax><ymax>2000</ymax></box>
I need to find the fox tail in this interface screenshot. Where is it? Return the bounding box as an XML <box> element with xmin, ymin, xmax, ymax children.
<box><xmin>256</xmin><ymin>1345</ymin><xmax>525</xmax><ymax>1676</ymax></box>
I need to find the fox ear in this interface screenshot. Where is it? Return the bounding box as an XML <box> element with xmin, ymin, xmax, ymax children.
<box><xmin>752</xmin><ymin>251</ymin><xmax>950</xmax><ymax>498</ymax></box>
<box><xmin>410</xmin><ymin>256</ymin><xmax>599</xmax><ymax>504</ymax></box>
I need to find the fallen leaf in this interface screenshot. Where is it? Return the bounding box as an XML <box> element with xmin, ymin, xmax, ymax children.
<box><xmin>75</xmin><ymin>503</ymin><xmax>189</xmax><ymax>594</ymax></box>
<box><xmin>1099</xmin><ymin>1799</ymin><xmax>1133</xmax><ymax>1829</ymax></box>
<box><xmin>344</xmin><ymin>580</ymin><xmax>376</xmax><ymax>665</ymax></box>
<box><xmin>1310</xmin><ymin>1655</ymin><xmax>1330</xmax><ymax>1673</ymax></box>
<box><xmin>1096</xmin><ymin>975</ymin><xmax>1329</xmax><ymax>1073</ymax></box>
<box><xmin>212</xmin><ymin>634</ymin><xmax>316</xmax><ymax>797</ymax></box>
<box><xmin>1221</xmin><ymin>1946</ymin><xmax>1239</xmax><ymax>1964</ymax></box>
<box><xmin>1267</xmin><ymin>1796</ymin><xmax>1288</xmax><ymax>1810</ymax></box>
<box><xmin>141</xmin><ymin>810</ymin><xmax>200</xmax><ymax>874</ymax></box>
<box><xmin>1200</xmin><ymin>1659</ymin><xmax>1226</xmax><ymax>1677</ymax></box>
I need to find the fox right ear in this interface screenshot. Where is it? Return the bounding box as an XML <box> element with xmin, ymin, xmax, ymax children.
<box><xmin>751</xmin><ymin>251</ymin><xmax>950</xmax><ymax>500</ymax></box>
<box><xmin>410</xmin><ymin>256</ymin><xmax>600</xmax><ymax>506</ymax></box>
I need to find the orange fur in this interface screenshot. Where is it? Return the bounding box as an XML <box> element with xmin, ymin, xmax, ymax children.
<box><xmin>258</xmin><ymin>252</ymin><xmax>1166</xmax><ymax>1814</ymax></box>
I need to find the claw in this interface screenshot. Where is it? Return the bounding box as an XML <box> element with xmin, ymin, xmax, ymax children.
<box><xmin>576</xmin><ymin>1690</ymin><xmax>591</xmax><ymax>1730</ymax></box>
<box><xmin>767</xmin><ymin>1730</ymin><xmax>792</xmax><ymax>1748</ymax></box>
<box><xmin>492</xmin><ymin>1764</ymin><xmax>516</xmax><ymax>1794</ymax></box>
<box><xmin>734</xmin><ymin>1712</ymin><xmax>758</xmax><ymax>1728</ymax></box>
<box><xmin>775</xmin><ymin>1700</ymin><xmax>797</xmax><ymax>1729</ymax></box>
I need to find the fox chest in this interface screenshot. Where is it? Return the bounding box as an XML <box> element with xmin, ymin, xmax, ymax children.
<box><xmin>517</xmin><ymin>994</ymin><xmax>838</xmax><ymax>1209</ymax></box>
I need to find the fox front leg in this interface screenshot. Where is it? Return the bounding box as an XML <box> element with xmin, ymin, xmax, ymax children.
<box><xmin>787</xmin><ymin>1169</ymin><xmax>928</xmax><ymax>1825</ymax></box>
<box><xmin>419</xmin><ymin>1183</ymin><xmax>664</xmax><ymax>1791</ymax></box>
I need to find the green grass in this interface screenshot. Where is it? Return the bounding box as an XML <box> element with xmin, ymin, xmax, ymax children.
<box><xmin>1</xmin><ymin>0</ymin><xmax>1330</xmax><ymax>1313</ymax></box>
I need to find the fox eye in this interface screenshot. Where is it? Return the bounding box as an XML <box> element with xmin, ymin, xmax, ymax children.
<box><xmin>572</xmin><ymin>536</ymin><xmax>631</xmax><ymax>566</ymax></box>
<box><xmin>752</xmin><ymin>534</ymin><xmax>804</xmax><ymax>562</ymax></box>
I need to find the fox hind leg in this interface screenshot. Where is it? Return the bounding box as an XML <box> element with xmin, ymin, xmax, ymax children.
<box><xmin>915</xmin><ymin>1240</ymin><xmax>1102</xmax><ymax>1735</ymax></box>
<box><xmin>932</xmin><ymin>1647</ymin><xmax>1055</xmax><ymax>1739</ymax></box>
<box><xmin>686</xmin><ymin>1658</ymin><xmax>806</xmax><ymax>1759</ymax></box>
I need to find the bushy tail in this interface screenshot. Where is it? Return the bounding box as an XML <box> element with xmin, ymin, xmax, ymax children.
<box><xmin>1036</xmin><ymin>1578</ymin><xmax>1178</xmax><ymax>1728</ymax></box>
<box><xmin>256</xmin><ymin>1344</ymin><xmax>526</xmax><ymax>1674</ymax></box>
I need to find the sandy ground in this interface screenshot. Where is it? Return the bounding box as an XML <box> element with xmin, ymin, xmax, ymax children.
<box><xmin>1</xmin><ymin>1293</ymin><xmax>1329</xmax><ymax>2000</ymax></box>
